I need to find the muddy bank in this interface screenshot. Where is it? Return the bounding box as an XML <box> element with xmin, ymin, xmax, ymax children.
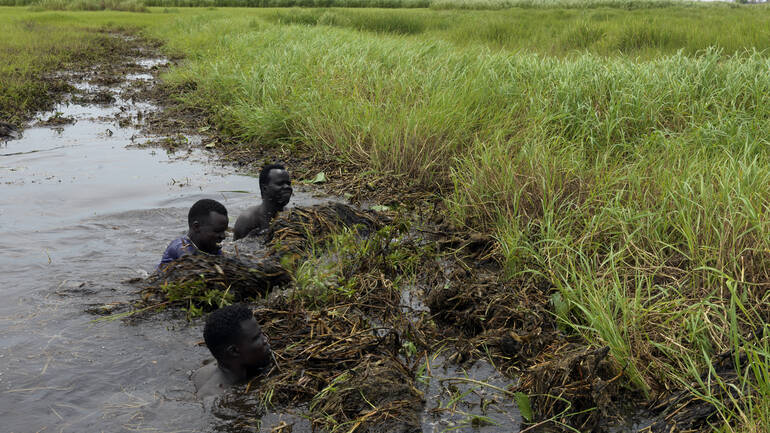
<box><xmin>2</xmin><ymin>27</ymin><xmax>157</xmax><ymax>129</ymax></box>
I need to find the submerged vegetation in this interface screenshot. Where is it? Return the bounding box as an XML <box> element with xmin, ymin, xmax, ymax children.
<box><xmin>3</xmin><ymin>2</ymin><xmax>770</xmax><ymax>432</ymax></box>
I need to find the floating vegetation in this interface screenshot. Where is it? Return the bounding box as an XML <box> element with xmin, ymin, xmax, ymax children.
<box><xmin>142</xmin><ymin>254</ymin><xmax>289</xmax><ymax>315</ymax></box>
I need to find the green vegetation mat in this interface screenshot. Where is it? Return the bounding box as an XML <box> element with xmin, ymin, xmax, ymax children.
<box><xmin>2</xmin><ymin>3</ymin><xmax>770</xmax><ymax>431</ymax></box>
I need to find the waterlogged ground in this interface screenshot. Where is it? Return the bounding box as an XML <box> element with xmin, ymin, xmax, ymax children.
<box><xmin>0</xmin><ymin>35</ymin><xmax>522</xmax><ymax>433</ymax></box>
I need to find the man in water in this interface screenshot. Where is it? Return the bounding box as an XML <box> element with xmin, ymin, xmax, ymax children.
<box><xmin>233</xmin><ymin>164</ymin><xmax>292</xmax><ymax>240</ymax></box>
<box><xmin>193</xmin><ymin>304</ymin><xmax>273</xmax><ymax>398</ymax></box>
<box><xmin>158</xmin><ymin>198</ymin><xmax>228</xmax><ymax>270</ymax></box>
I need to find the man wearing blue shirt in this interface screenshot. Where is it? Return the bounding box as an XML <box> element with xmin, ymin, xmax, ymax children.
<box><xmin>158</xmin><ymin>199</ymin><xmax>228</xmax><ymax>270</ymax></box>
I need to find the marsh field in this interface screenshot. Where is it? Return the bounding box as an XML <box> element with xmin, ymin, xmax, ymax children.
<box><xmin>2</xmin><ymin>1</ymin><xmax>770</xmax><ymax>432</ymax></box>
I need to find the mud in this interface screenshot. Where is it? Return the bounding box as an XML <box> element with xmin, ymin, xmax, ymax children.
<box><xmin>0</xmin><ymin>121</ymin><xmax>21</xmax><ymax>140</ymax></box>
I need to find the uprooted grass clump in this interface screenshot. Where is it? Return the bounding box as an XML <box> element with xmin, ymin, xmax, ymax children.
<box><xmin>141</xmin><ymin>254</ymin><xmax>290</xmax><ymax>315</ymax></box>
<box><xmin>266</xmin><ymin>202</ymin><xmax>386</xmax><ymax>257</ymax></box>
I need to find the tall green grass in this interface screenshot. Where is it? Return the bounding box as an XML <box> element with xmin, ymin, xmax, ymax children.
<box><xmin>141</xmin><ymin>0</ymin><xmax>429</xmax><ymax>8</ymax></box>
<box><xmin>27</xmin><ymin>0</ymin><xmax>148</xmax><ymax>11</ymax></box>
<box><xmin>242</xmin><ymin>6</ymin><xmax>770</xmax><ymax>57</ymax></box>
<box><xmin>0</xmin><ymin>0</ymin><xmax>726</xmax><ymax>9</ymax></box>
<box><xmin>429</xmin><ymin>0</ymin><xmax>692</xmax><ymax>10</ymax></box>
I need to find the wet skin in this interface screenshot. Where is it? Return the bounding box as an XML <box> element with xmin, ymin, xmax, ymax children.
<box><xmin>193</xmin><ymin>317</ymin><xmax>272</xmax><ymax>399</ymax></box>
<box><xmin>233</xmin><ymin>169</ymin><xmax>292</xmax><ymax>240</ymax></box>
<box><xmin>188</xmin><ymin>211</ymin><xmax>228</xmax><ymax>255</ymax></box>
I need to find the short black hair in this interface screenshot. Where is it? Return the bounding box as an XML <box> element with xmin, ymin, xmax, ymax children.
<box><xmin>259</xmin><ymin>163</ymin><xmax>287</xmax><ymax>192</ymax></box>
<box><xmin>188</xmin><ymin>199</ymin><xmax>227</xmax><ymax>227</ymax></box>
<box><xmin>203</xmin><ymin>304</ymin><xmax>253</xmax><ymax>362</ymax></box>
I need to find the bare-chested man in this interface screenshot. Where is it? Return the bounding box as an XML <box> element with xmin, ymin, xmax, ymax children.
<box><xmin>193</xmin><ymin>304</ymin><xmax>272</xmax><ymax>399</ymax></box>
<box><xmin>233</xmin><ymin>164</ymin><xmax>292</xmax><ymax>240</ymax></box>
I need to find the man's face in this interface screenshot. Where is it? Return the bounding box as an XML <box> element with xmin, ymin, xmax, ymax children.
<box><xmin>262</xmin><ymin>169</ymin><xmax>292</xmax><ymax>208</ymax></box>
<box><xmin>193</xmin><ymin>211</ymin><xmax>228</xmax><ymax>254</ymax></box>
<box><xmin>236</xmin><ymin>317</ymin><xmax>272</xmax><ymax>373</ymax></box>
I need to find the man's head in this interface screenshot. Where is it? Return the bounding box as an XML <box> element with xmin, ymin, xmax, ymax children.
<box><xmin>203</xmin><ymin>304</ymin><xmax>272</xmax><ymax>375</ymax></box>
<box><xmin>259</xmin><ymin>164</ymin><xmax>292</xmax><ymax>208</ymax></box>
<box><xmin>188</xmin><ymin>199</ymin><xmax>228</xmax><ymax>255</ymax></box>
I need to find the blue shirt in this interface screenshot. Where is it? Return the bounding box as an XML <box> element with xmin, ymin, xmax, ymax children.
<box><xmin>157</xmin><ymin>235</ymin><xmax>222</xmax><ymax>270</ymax></box>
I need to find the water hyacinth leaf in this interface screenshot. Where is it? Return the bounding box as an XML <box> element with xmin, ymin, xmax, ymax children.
<box><xmin>307</xmin><ymin>172</ymin><xmax>327</xmax><ymax>184</ymax></box>
<box><xmin>514</xmin><ymin>391</ymin><xmax>533</xmax><ymax>422</ymax></box>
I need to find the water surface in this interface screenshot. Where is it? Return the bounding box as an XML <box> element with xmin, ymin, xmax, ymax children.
<box><xmin>0</xmin><ymin>58</ymin><xmax>325</xmax><ymax>433</ymax></box>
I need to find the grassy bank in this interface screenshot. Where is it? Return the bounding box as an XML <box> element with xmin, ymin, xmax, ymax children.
<box><xmin>3</xmin><ymin>5</ymin><xmax>770</xmax><ymax>431</ymax></box>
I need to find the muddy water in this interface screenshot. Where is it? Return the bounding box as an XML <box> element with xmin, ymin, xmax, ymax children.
<box><xmin>0</xmin><ymin>59</ymin><xmax>326</xmax><ymax>432</ymax></box>
<box><xmin>399</xmin><ymin>290</ymin><xmax>522</xmax><ymax>433</ymax></box>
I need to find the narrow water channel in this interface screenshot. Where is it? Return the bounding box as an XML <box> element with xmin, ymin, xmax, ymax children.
<box><xmin>0</xmin><ymin>52</ymin><xmax>326</xmax><ymax>432</ymax></box>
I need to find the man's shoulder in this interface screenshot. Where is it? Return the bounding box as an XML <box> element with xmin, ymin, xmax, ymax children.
<box><xmin>238</xmin><ymin>204</ymin><xmax>266</xmax><ymax>221</ymax></box>
<box><xmin>192</xmin><ymin>362</ymin><xmax>218</xmax><ymax>388</ymax></box>
<box><xmin>168</xmin><ymin>236</ymin><xmax>195</xmax><ymax>253</ymax></box>
<box><xmin>193</xmin><ymin>362</ymin><xmax>226</xmax><ymax>398</ymax></box>
<box><xmin>159</xmin><ymin>236</ymin><xmax>195</xmax><ymax>266</ymax></box>
<box><xmin>234</xmin><ymin>205</ymin><xmax>267</xmax><ymax>238</ymax></box>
